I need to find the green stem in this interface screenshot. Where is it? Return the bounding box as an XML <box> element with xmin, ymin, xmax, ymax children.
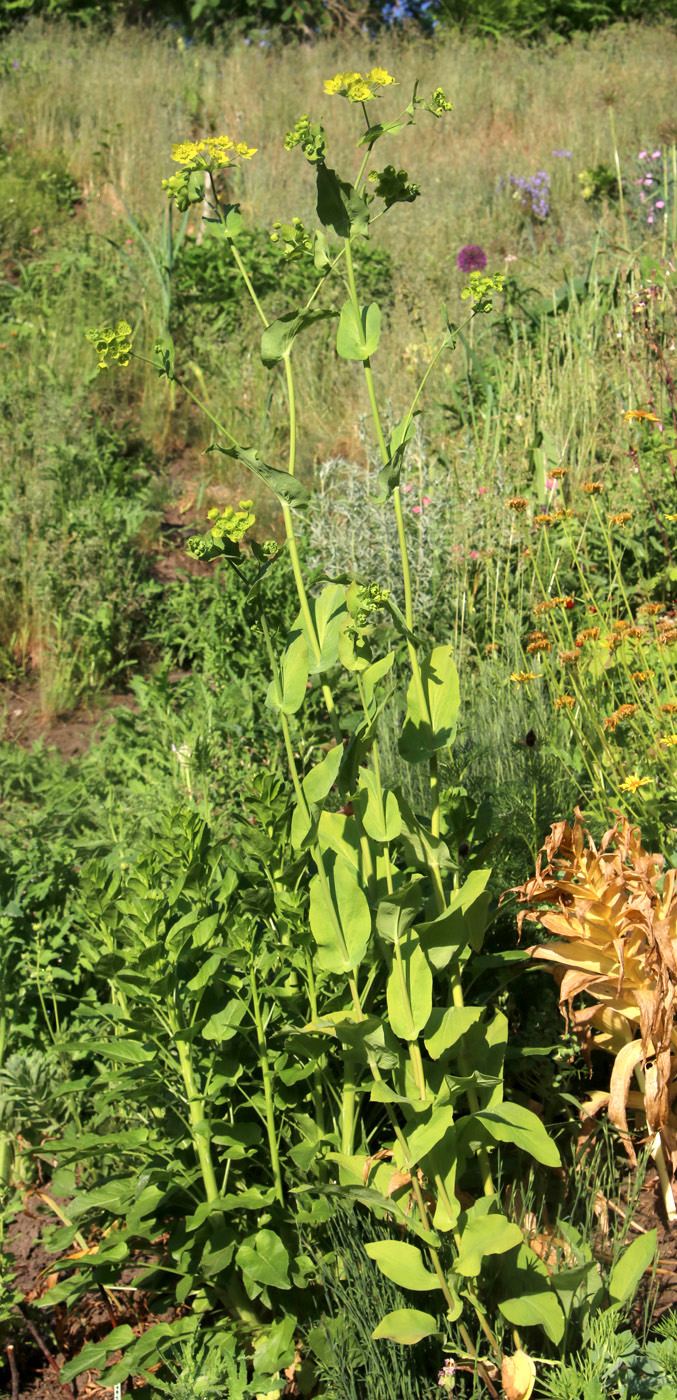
<box><xmin>249</xmin><ymin>962</ymin><xmax>284</xmax><ymax>1205</ymax></box>
<box><xmin>608</xmin><ymin>106</ymin><xmax>628</xmax><ymax>249</ymax></box>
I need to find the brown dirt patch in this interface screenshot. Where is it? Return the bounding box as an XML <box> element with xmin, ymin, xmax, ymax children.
<box><xmin>0</xmin><ymin>685</ymin><xmax>138</xmax><ymax>759</ymax></box>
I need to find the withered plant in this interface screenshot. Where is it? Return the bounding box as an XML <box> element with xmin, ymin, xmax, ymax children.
<box><xmin>512</xmin><ymin>809</ymin><xmax>677</xmax><ymax>1220</ymax></box>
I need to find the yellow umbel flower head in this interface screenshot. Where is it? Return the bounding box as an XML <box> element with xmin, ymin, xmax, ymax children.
<box><xmin>170</xmin><ymin>136</ymin><xmax>257</xmax><ymax>169</ymax></box>
<box><xmin>323</xmin><ymin>68</ymin><xmax>397</xmax><ymax>102</ymax></box>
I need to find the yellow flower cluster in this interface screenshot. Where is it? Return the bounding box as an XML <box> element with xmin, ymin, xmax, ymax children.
<box><xmin>170</xmin><ymin>136</ymin><xmax>258</xmax><ymax>168</ymax></box>
<box><xmin>555</xmin><ymin>694</ymin><xmax>575</xmax><ymax>709</ymax></box>
<box><xmin>324</xmin><ymin>68</ymin><xmax>396</xmax><ymax>102</ymax></box>
<box><xmin>510</xmin><ymin>670</ymin><xmax>538</xmax><ymax>684</ymax></box>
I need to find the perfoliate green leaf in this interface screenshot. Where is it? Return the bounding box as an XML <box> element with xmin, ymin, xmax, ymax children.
<box><xmin>398</xmin><ymin>646</ymin><xmax>460</xmax><ymax>764</ymax></box>
<box><xmin>266</xmin><ymin>631</ymin><xmax>309</xmax><ymax>715</ymax></box>
<box><xmin>309</xmin><ymin>853</ymin><xmax>371</xmax><ymax>973</ymax></box>
<box><xmin>261</xmin><ymin>308</ymin><xmax>336</xmax><ymax>368</ymax></box>
<box><xmin>371</xmin><ymin>1309</ymin><xmax>440</xmax><ymax>1345</ymax></box>
<box><xmin>212</xmin><ymin>444</ymin><xmax>310</xmax><ymax>510</ymax></box>
<box><xmin>375</xmin><ymin>413</ymin><xmax>419</xmax><ymax>503</ymax></box>
<box><xmin>336</xmin><ymin>300</ymin><xmax>381</xmax><ymax>361</ymax></box>
<box><xmin>398</xmin><ymin>1107</ymin><xmax>455</xmax><ymax>1168</ymax></box>
<box><xmin>386</xmin><ymin>929</ymin><xmax>432</xmax><ymax>1041</ymax></box>
<box><xmin>418</xmin><ymin>869</ymin><xmax>492</xmax><ymax>968</ymax></box>
<box><xmin>356</xmin><ymin>769</ymin><xmax>401</xmax><ymax>844</ymax></box>
<box><xmin>375</xmin><ymin>879</ymin><xmax>422</xmax><ymax>945</ymax></box>
<box><xmin>291</xmin><ymin>743</ymin><xmax>343</xmax><ymax>850</ymax></box>
<box><xmin>292</xmin><ymin>583</ymin><xmax>348</xmax><ymax>675</ymax></box>
<box><xmin>365</xmin><ymin>1241</ymin><xmax>442</xmax><ymax>1292</ymax></box>
<box><xmin>357</xmin><ymin>115</ymin><xmax>414</xmax><ymax>150</ymax></box>
<box><xmin>316</xmin><ymin>165</ymin><xmax>369</xmax><ymax>239</ymax></box>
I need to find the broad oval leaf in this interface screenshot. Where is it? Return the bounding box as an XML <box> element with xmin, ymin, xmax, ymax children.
<box><xmin>398</xmin><ymin>646</ymin><xmax>460</xmax><ymax>764</ymax></box>
<box><xmin>309</xmin><ymin>853</ymin><xmax>371</xmax><ymax>973</ymax></box>
<box><xmin>455</xmin><ymin>1213</ymin><xmax>523</xmax><ymax>1277</ymax></box>
<box><xmin>475</xmin><ymin>1103</ymin><xmax>561</xmax><ymax>1169</ymax></box>
<box><xmin>371</xmin><ymin>1308</ymin><xmax>440</xmax><ymax>1345</ymax></box>
<box><xmin>365</xmin><ymin>1240</ymin><xmax>442</xmax><ymax>1292</ymax></box>
<box><xmin>386</xmin><ymin>929</ymin><xmax>433</xmax><ymax>1041</ymax></box>
<box><xmin>261</xmin><ymin>307</ymin><xmax>336</xmax><ymax>368</ymax></box>
<box><xmin>608</xmin><ymin>1229</ymin><xmax>657</xmax><ymax>1305</ymax></box>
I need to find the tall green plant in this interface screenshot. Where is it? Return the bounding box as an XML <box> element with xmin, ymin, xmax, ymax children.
<box><xmin>76</xmin><ymin>65</ymin><xmax>648</xmax><ymax>1393</ymax></box>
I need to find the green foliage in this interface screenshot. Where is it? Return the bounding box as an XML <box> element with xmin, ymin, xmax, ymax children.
<box><xmin>172</xmin><ymin>226</ymin><xmax>393</xmax><ymax>341</ymax></box>
<box><xmin>0</xmin><ymin>139</ymin><xmax>79</xmax><ymax>257</ymax></box>
<box><xmin>434</xmin><ymin>0</ymin><xmax>677</xmax><ymax>38</ymax></box>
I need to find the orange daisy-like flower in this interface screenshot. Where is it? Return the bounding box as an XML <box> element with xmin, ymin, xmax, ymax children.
<box><xmin>583</xmin><ymin>481</ymin><xmax>603</xmax><ymax>495</ymax></box>
<box><xmin>661</xmin><ymin>702</ymin><xmax>677</xmax><ymax>714</ymax></box>
<box><xmin>604</xmin><ymin>704</ymin><xmax>638</xmax><ymax>731</ymax></box>
<box><xmin>555</xmin><ymin>694</ymin><xmax>576</xmax><ymax>709</ymax></box>
<box><xmin>623</xmin><ymin>409</ymin><xmax>660</xmax><ymax>422</ymax></box>
<box><xmin>507</xmin><ymin>497</ymin><xmax>529</xmax><ymax>513</ymax></box>
<box><xmin>609</xmin><ymin>512</ymin><xmax>633</xmax><ymax>527</ymax></box>
<box><xmin>550</xmin><ymin>468</ymin><xmax>568</xmax><ymax>480</ymax></box>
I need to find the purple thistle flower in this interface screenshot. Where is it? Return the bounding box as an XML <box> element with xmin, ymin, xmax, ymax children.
<box><xmin>457</xmin><ymin>244</ymin><xmax>487</xmax><ymax>273</ymax></box>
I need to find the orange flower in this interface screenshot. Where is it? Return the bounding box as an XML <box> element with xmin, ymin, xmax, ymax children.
<box><xmin>507</xmin><ymin>497</ymin><xmax>529</xmax><ymax>513</ymax></box>
<box><xmin>623</xmin><ymin>409</ymin><xmax>660</xmax><ymax>422</ymax></box>
<box><xmin>583</xmin><ymin>481</ymin><xmax>603</xmax><ymax>495</ymax></box>
<box><xmin>555</xmin><ymin>694</ymin><xmax>575</xmax><ymax>709</ymax></box>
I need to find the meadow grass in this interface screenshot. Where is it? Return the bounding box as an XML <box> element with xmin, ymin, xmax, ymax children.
<box><xmin>0</xmin><ymin>17</ymin><xmax>675</xmax><ymax>786</ymax></box>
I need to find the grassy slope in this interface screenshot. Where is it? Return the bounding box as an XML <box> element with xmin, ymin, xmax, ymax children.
<box><xmin>0</xmin><ymin>19</ymin><xmax>675</xmax><ymax>870</ymax></box>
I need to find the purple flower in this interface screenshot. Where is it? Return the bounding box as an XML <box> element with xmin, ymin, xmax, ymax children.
<box><xmin>457</xmin><ymin>244</ymin><xmax>487</xmax><ymax>273</ymax></box>
<box><xmin>639</xmin><ymin>150</ymin><xmax>648</xmax><ymax>160</ymax></box>
<box><xmin>510</xmin><ymin>170</ymin><xmax>550</xmax><ymax>219</ymax></box>
<box><xmin>656</xmin><ymin>200</ymin><xmax>665</xmax><ymax>209</ymax></box>
<box><xmin>12</xmin><ymin>60</ymin><xmax>19</xmax><ymax>69</ymax></box>
<box><xmin>552</xmin><ymin>148</ymin><xmax>571</xmax><ymax>158</ymax></box>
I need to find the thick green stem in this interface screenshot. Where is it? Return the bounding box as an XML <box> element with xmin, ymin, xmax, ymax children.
<box><xmin>249</xmin><ymin>964</ymin><xmax>284</xmax><ymax>1206</ymax></box>
<box><xmin>341</xmin><ymin>1059</ymin><xmax>357</xmax><ymax>1156</ymax></box>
